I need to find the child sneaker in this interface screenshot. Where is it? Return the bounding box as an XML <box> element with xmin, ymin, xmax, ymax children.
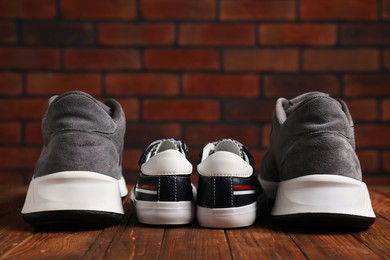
<box><xmin>197</xmin><ymin>139</ymin><xmax>264</xmax><ymax>228</ymax></box>
<box><xmin>131</xmin><ymin>138</ymin><xmax>195</xmax><ymax>225</ymax></box>
<box><xmin>259</xmin><ymin>92</ymin><xmax>375</xmax><ymax>228</ymax></box>
<box><xmin>21</xmin><ymin>91</ymin><xmax>128</xmax><ymax>225</ymax></box>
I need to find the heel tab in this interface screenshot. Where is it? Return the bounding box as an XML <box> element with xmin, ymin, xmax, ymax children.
<box><xmin>197</xmin><ymin>151</ymin><xmax>252</xmax><ymax>177</ymax></box>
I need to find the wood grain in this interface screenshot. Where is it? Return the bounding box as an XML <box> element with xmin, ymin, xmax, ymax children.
<box><xmin>0</xmin><ymin>185</ymin><xmax>389</xmax><ymax>259</ymax></box>
<box><xmin>159</xmin><ymin>226</ymin><xmax>231</xmax><ymax>260</ymax></box>
<box><xmin>226</xmin><ymin>218</ymin><xmax>306</xmax><ymax>259</ymax></box>
<box><xmin>370</xmin><ymin>190</ymin><xmax>390</xmax><ymax>221</ymax></box>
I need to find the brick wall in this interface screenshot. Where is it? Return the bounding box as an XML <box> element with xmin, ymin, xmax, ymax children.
<box><xmin>0</xmin><ymin>0</ymin><xmax>389</xmax><ymax>185</ymax></box>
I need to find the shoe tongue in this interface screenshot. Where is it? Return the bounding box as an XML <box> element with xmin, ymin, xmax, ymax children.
<box><xmin>156</xmin><ymin>140</ymin><xmax>177</xmax><ymax>153</ymax></box>
<box><xmin>215</xmin><ymin>139</ymin><xmax>241</xmax><ymax>156</ymax></box>
<box><xmin>284</xmin><ymin>92</ymin><xmax>329</xmax><ymax>117</ymax></box>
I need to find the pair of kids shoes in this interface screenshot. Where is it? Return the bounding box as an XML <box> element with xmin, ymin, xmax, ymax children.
<box><xmin>21</xmin><ymin>91</ymin><xmax>375</xmax><ymax>229</ymax></box>
<box><xmin>131</xmin><ymin>138</ymin><xmax>263</xmax><ymax>228</ymax></box>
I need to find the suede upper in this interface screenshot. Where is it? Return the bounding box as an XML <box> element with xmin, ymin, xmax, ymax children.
<box><xmin>261</xmin><ymin>92</ymin><xmax>362</xmax><ymax>182</ymax></box>
<box><xmin>34</xmin><ymin>91</ymin><xmax>126</xmax><ymax>180</ymax></box>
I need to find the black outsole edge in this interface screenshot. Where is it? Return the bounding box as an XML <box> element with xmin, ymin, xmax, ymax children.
<box><xmin>22</xmin><ymin>210</ymin><xmax>124</xmax><ymax>226</ymax></box>
<box><xmin>273</xmin><ymin>213</ymin><xmax>375</xmax><ymax>230</ymax></box>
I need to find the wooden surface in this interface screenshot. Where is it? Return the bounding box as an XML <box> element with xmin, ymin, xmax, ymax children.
<box><xmin>0</xmin><ymin>185</ymin><xmax>389</xmax><ymax>259</ymax></box>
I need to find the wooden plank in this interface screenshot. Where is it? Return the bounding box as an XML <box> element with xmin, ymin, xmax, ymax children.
<box><xmin>2</xmin><ymin>187</ymin><xmax>131</xmax><ymax>259</ymax></box>
<box><xmin>352</xmin><ymin>216</ymin><xmax>390</xmax><ymax>259</ymax></box>
<box><xmin>290</xmin><ymin>232</ymin><xmax>381</xmax><ymax>259</ymax></box>
<box><xmin>371</xmin><ymin>186</ymin><xmax>390</xmax><ymax>197</ymax></box>
<box><xmin>369</xmin><ymin>190</ymin><xmax>390</xmax><ymax>221</ymax></box>
<box><xmin>159</xmin><ymin>226</ymin><xmax>231</xmax><ymax>260</ymax></box>
<box><xmin>103</xmin><ymin>220</ymin><xmax>165</xmax><ymax>259</ymax></box>
<box><xmin>83</xmin><ymin>193</ymin><xmax>132</xmax><ymax>259</ymax></box>
<box><xmin>285</xmin><ymin>188</ymin><xmax>388</xmax><ymax>259</ymax></box>
<box><xmin>3</xmin><ymin>226</ymin><xmax>103</xmax><ymax>259</ymax></box>
<box><xmin>226</xmin><ymin>217</ymin><xmax>306</xmax><ymax>259</ymax></box>
<box><xmin>103</xmin><ymin>190</ymin><xmax>165</xmax><ymax>259</ymax></box>
<box><xmin>0</xmin><ymin>208</ymin><xmax>36</xmax><ymax>256</ymax></box>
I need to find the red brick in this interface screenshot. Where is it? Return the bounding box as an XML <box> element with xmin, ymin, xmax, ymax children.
<box><xmin>262</xmin><ymin>124</ymin><xmax>272</xmax><ymax>148</ymax></box>
<box><xmin>0</xmin><ymin>22</ymin><xmax>16</xmax><ymax>43</ymax></box>
<box><xmin>123</xmin><ymin>172</ymin><xmax>141</xmax><ymax>183</ymax></box>
<box><xmin>0</xmin><ymin>99</ymin><xmax>47</xmax><ymax>119</ymax></box>
<box><xmin>344</xmin><ymin>75</ymin><xmax>390</xmax><ymax>97</ymax></box>
<box><xmin>300</xmin><ymin>0</ymin><xmax>377</xmax><ymax>20</ymax></box>
<box><xmin>347</xmin><ymin>99</ymin><xmax>378</xmax><ymax>121</ymax></box>
<box><xmin>384</xmin><ymin>151</ymin><xmax>390</xmax><ymax>172</ymax></box>
<box><xmin>0</xmin><ymin>147</ymin><xmax>41</xmax><ymax>168</ymax></box>
<box><xmin>0</xmin><ymin>73</ymin><xmax>22</xmax><ymax>96</ymax></box>
<box><xmin>260</xmin><ymin>24</ymin><xmax>336</xmax><ymax>46</ymax></box>
<box><xmin>224</xmin><ymin>100</ymin><xmax>275</xmax><ymax>122</ymax></box>
<box><xmin>382</xmin><ymin>100</ymin><xmax>390</xmax><ymax>121</ymax></box>
<box><xmin>251</xmin><ymin>149</ymin><xmax>266</xmax><ymax>172</ymax></box>
<box><xmin>0</xmin><ymin>122</ymin><xmax>21</xmax><ymax>144</ymax></box>
<box><xmin>123</xmin><ymin>149</ymin><xmax>143</xmax><ymax>171</ymax></box>
<box><xmin>183</xmin><ymin>74</ymin><xmax>260</xmax><ymax>97</ymax></box>
<box><xmin>125</xmin><ymin>124</ymin><xmax>182</xmax><ymax>146</ymax></box>
<box><xmin>0</xmin><ymin>47</ymin><xmax>60</xmax><ymax>69</ymax></box>
<box><xmin>144</xmin><ymin>50</ymin><xmax>219</xmax><ymax>71</ymax></box>
<box><xmin>186</xmin><ymin>125</ymin><xmax>260</xmax><ymax>147</ymax></box>
<box><xmin>64</xmin><ymin>49</ymin><xmax>140</xmax><ymax>70</ymax></box>
<box><xmin>264</xmin><ymin>75</ymin><xmax>339</xmax><ymax>97</ymax></box>
<box><xmin>25</xmin><ymin>122</ymin><xmax>42</xmax><ymax>145</ymax></box>
<box><xmin>341</xmin><ymin>24</ymin><xmax>390</xmax><ymax>45</ymax></box>
<box><xmin>0</xmin><ymin>0</ymin><xmax>56</xmax><ymax>19</ymax></box>
<box><xmin>224</xmin><ymin>49</ymin><xmax>298</xmax><ymax>72</ymax></box>
<box><xmin>27</xmin><ymin>73</ymin><xmax>101</xmax><ymax>95</ymax></box>
<box><xmin>355</xmin><ymin>125</ymin><xmax>390</xmax><ymax>147</ymax></box>
<box><xmin>179</xmin><ymin>24</ymin><xmax>255</xmax><ymax>46</ymax></box>
<box><xmin>61</xmin><ymin>0</ymin><xmax>136</xmax><ymax>20</ymax></box>
<box><xmin>384</xmin><ymin>0</ymin><xmax>390</xmax><ymax>19</ymax></box>
<box><xmin>303</xmin><ymin>49</ymin><xmax>379</xmax><ymax>71</ymax></box>
<box><xmin>99</xmin><ymin>23</ymin><xmax>174</xmax><ymax>45</ymax></box>
<box><xmin>143</xmin><ymin>99</ymin><xmax>220</xmax><ymax>122</ymax></box>
<box><xmin>141</xmin><ymin>0</ymin><xmax>215</xmax><ymax>20</ymax></box>
<box><xmin>116</xmin><ymin>98</ymin><xmax>139</xmax><ymax>121</ymax></box>
<box><xmin>385</xmin><ymin>50</ymin><xmax>390</xmax><ymax>69</ymax></box>
<box><xmin>0</xmin><ymin>172</ymin><xmax>24</xmax><ymax>185</ymax></box>
<box><xmin>357</xmin><ymin>150</ymin><xmax>379</xmax><ymax>173</ymax></box>
<box><xmin>23</xmin><ymin>23</ymin><xmax>94</xmax><ymax>45</ymax></box>
<box><xmin>220</xmin><ymin>0</ymin><xmax>295</xmax><ymax>21</ymax></box>
<box><xmin>106</xmin><ymin>74</ymin><xmax>179</xmax><ymax>96</ymax></box>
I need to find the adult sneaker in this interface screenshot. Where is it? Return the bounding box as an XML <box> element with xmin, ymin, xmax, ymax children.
<box><xmin>21</xmin><ymin>91</ymin><xmax>128</xmax><ymax>225</ymax></box>
<box><xmin>197</xmin><ymin>139</ymin><xmax>264</xmax><ymax>228</ymax></box>
<box><xmin>259</xmin><ymin>92</ymin><xmax>375</xmax><ymax>228</ymax></box>
<box><xmin>131</xmin><ymin>139</ymin><xmax>195</xmax><ymax>225</ymax></box>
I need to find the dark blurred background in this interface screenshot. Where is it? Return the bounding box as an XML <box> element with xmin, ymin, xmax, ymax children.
<box><xmin>0</xmin><ymin>0</ymin><xmax>389</xmax><ymax>185</ymax></box>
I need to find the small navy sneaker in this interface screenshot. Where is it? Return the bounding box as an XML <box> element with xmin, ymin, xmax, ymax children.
<box><xmin>131</xmin><ymin>139</ymin><xmax>195</xmax><ymax>225</ymax></box>
<box><xmin>197</xmin><ymin>139</ymin><xmax>264</xmax><ymax>228</ymax></box>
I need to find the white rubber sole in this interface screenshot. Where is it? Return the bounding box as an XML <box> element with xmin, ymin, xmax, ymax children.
<box><xmin>197</xmin><ymin>202</ymin><xmax>257</xmax><ymax>228</ymax></box>
<box><xmin>22</xmin><ymin>171</ymin><xmax>128</xmax><ymax>215</ymax></box>
<box><xmin>130</xmin><ymin>188</ymin><xmax>195</xmax><ymax>225</ymax></box>
<box><xmin>267</xmin><ymin>175</ymin><xmax>375</xmax><ymax>218</ymax></box>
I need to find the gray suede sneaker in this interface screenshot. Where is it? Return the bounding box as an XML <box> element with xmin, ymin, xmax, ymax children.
<box><xmin>21</xmin><ymin>91</ymin><xmax>128</xmax><ymax>225</ymax></box>
<box><xmin>259</xmin><ymin>92</ymin><xmax>375</xmax><ymax>228</ymax></box>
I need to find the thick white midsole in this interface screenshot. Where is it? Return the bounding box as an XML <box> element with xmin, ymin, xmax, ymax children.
<box><xmin>21</xmin><ymin>171</ymin><xmax>127</xmax><ymax>215</ymax></box>
<box><xmin>130</xmin><ymin>188</ymin><xmax>195</xmax><ymax>225</ymax></box>
<box><xmin>270</xmin><ymin>175</ymin><xmax>375</xmax><ymax>218</ymax></box>
<box><xmin>197</xmin><ymin>202</ymin><xmax>257</xmax><ymax>228</ymax></box>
